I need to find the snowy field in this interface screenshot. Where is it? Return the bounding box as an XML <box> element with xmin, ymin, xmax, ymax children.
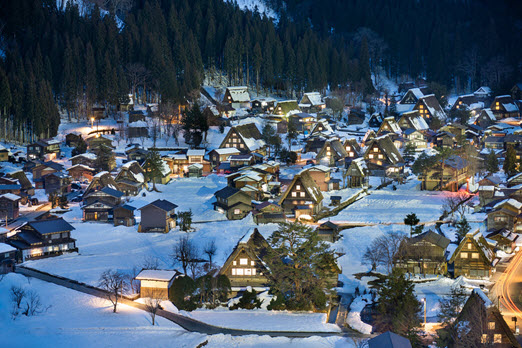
<box><xmin>182</xmin><ymin>308</ymin><xmax>341</xmax><ymax>332</ymax></box>
<box><xmin>0</xmin><ymin>273</ymin><xmax>354</xmax><ymax>347</ymax></box>
<box><xmin>329</xmin><ymin>182</ymin><xmax>451</xmax><ymax>224</ymax></box>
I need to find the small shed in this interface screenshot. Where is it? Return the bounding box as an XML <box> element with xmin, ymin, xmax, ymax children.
<box><xmin>330</xmin><ymin>196</ymin><xmax>342</xmax><ymax>206</ymax></box>
<box><xmin>135</xmin><ymin>269</ymin><xmax>178</xmax><ymax>300</ymax></box>
<box><xmin>113</xmin><ymin>204</ymin><xmax>136</xmax><ymax>227</ymax></box>
<box><xmin>187</xmin><ymin>163</ymin><xmax>203</xmax><ymax>178</ymax></box>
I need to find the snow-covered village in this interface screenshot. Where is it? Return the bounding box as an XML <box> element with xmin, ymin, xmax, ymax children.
<box><xmin>1</xmin><ymin>0</ymin><xmax>522</xmax><ymax>347</ymax></box>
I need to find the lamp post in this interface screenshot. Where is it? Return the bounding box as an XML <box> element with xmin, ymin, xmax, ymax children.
<box><xmin>90</xmin><ymin>117</ymin><xmax>95</xmax><ymax>128</ymax></box>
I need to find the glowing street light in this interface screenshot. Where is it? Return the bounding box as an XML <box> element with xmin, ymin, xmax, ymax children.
<box><xmin>421</xmin><ymin>297</ymin><xmax>427</xmax><ymax>326</ymax></box>
<box><xmin>90</xmin><ymin>117</ymin><xmax>95</xmax><ymax>128</ymax></box>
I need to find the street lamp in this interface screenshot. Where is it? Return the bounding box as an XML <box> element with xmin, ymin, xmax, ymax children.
<box><xmin>90</xmin><ymin>117</ymin><xmax>95</xmax><ymax>128</ymax></box>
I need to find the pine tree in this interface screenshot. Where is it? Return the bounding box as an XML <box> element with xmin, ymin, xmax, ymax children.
<box><xmin>504</xmin><ymin>145</ymin><xmax>518</xmax><ymax>177</ymax></box>
<box><xmin>485</xmin><ymin>150</ymin><xmax>499</xmax><ymax>174</ymax></box>
<box><xmin>266</xmin><ymin>221</ymin><xmax>338</xmax><ymax>310</ymax></box>
<box><xmin>144</xmin><ymin>149</ymin><xmax>164</xmax><ymax>192</ymax></box>
<box><xmin>375</xmin><ymin>269</ymin><xmax>422</xmax><ymax>344</ymax></box>
<box><xmin>404</xmin><ymin>213</ymin><xmax>420</xmax><ymax>238</ymax></box>
<box><xmin>0</xmin><ymin>68</ymin><xmax>12</xmax><ymax>118</ymax></box>
<box><xmin>455</xmin><ymin>216</ymin><xmax>471</xmax><ymax>242</ymax></box>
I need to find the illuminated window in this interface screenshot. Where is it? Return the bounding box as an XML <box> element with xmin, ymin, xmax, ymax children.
<box><xmin>327</xmin><ymin>151</ymin><xmax>331</xmax><ymax>156</ymax></box>
<box><xmin>240</xmin><ymin>258</ymin><xmax>248</xmax><ymax>265</ymax></box>
<box><xmin>346</xmin><ymin>146</ymin><xmax>351</xmax><ymax>151</ymax></box>
<box><xmin>369</xmin><ymin>154</ymin><xmax>374</xmax><ymax>159</ymax></box>
<box><xmin>494</xmin><ymin>334</ymin><xmax>501</xmax><ymax>343</ymax></box>
<box><xmin>233</xmin><ymin>261</ymin><xmax>237</xmax><ymax>265</ymax></box>
<box><xmin>461</xmin><ymin>252</ymin><xmax>468</xmax><ymax>258</ymax></box>
<box><xmin>349</xmin><ymin>152</ymin><xmax>354</xmax><ymax>157</ymax></box>
<box><xmin>296</xmin><ymin>185</ymin><xmax>301</xmax><ymax>190</ymax></box>
<box><xmin>378</xmin><ymin>154</ymin><xmax>383</xmax><ymax>159</ymax></box>
<box><xmin>234</xmin><ymin>209</ymin><xmax>241</xmax><ymax>215</ymax></box>
<box><xmin>292</xmin><ymin>192</ymin><xmax>297</xmax><ymax>197</ymax></box>
<box><xmin>481</xmin><ymin>334</ymin><xmax>489</xmax><ymax>344</ymax></box>
<box><xmin>373</xmin><ymin>147</ymin><xmax>378</xmax><ymax>152</ymax></box>
<box><xmin>472</xmin><ymin>253</ymin><xmax>479</xmax><ymax>259</ymax></box>
<box><xmin>251</xmin><ymin>261</ymin><xmax>255</xmax><ymax>266</ymax></box>
<box><xmin>377</xmin><ymin>160</ymin><xmax>382</xmax><ymax>166</ymax></box>
<box><xmin>488</xmin><ymin>322</ymin><xmax>495</xmax><ymax>330</ymax></box>
<box><xmin>235</xmin><ymin>268</ymin><xmax>244</xmax><ymax>275</ymax></box>
<box><xmin>300</xmin><ymin>192</ymin><xmax>305</xmax><ymax>197</ymax></box>
<box><xmin>467</xmin><ymin>243</ymin><xmax>472</xmax><ymax>250</ymax></box>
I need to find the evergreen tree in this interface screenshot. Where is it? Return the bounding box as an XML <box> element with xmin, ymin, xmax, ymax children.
<box><xmin>144</xmin><ymin>149</ymin><xmax>164</xmax><ymax>192</ymax></box>
<box><xmin>504</xmin><ymin>145</ymin><xmax>518</xmax><ymax>177</ymax></box>
<box><xmin>404</xmin><ymin>213</ymin><xmax>420</xmax><ymax>238</ymax></box>
<box><xmin>485</xmin><ymin>150</ymin><xmax>499</xmax><ymax>174</ymax></box>
<box><xmin>94</xmin><ymin>144</ymin><xmax>115</xmax><ymax>172</ymax></box>
<box><xmin>0</xmin><ymin>68</ymin><xmax>12</xmax><ymax>118</ymax></box>
<box><xmin>375</xmin><ymin>269</ymin><xmax>422</xmax><ymax>344</ymax></box>
<box><xmin>266</xmin><ymin>221</ymin><xmax>338</xmax><ymax>310</ymax></box>
<box><xmin>455</xmin><ymin>216</ymin><xmax>471</xmax><ymax>242</ymax></box>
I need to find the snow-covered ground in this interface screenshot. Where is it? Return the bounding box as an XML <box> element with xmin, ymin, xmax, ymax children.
<box><xmin>182</xmin><ymin>308</ymin><xmax>340</xmax><ymax>332</ymax></box>
<box><xmin>0</xmin><ymin>273</ymin><xmax>354</xmax><ymax>347</ymax></box>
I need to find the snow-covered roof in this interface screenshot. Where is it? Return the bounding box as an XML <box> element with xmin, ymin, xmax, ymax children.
<box><xmin>353</xmin><ymin>158</ymin><xmax>368</xmax><ymax>173</ymax></box>
<box><xmin>410</xmin><ymin>87</ymin><xmax>425</xmax><ymax>99</ymax></box>
<box><xmin>301</xmin><ymin>92</ymin><xmax>323</xmax><ymax>106</ymax></box>
<box><xmin>170</xmin><ymin>154</ymin><xmax>187</xmax><ymax>160</ymax></box>
<box><xmin>188</xmin><ymin>163</ymin><xmax>203</xmax><ymax>169</ymax></box>
<box><xmin>473</xmin><ymin>288</ymin><xmax>493</xmax><ymax>308</ymax></box>
<box><xmin>71</xmin><ymin>152</ymin><xmax>97</xmax><ymax>160</ymax></box>
<box><xmin>0</xmin><ymin>242</ymin><xmax>15</xmax><ymax>253</ymax></box>
<box><xmin>239</xmin><ymin>228</ymin><xmax>257</xmax><ymax>244</ymax></box>
<box><xmin>94</xmin><ymin>171</ymin><xmax>109</xmax><ymax>178</ymax></box>
<box><xmin>128</xmin><ymin>121</ymin><xmax>148</xmax><ymax>128</ymax></box>
<box><xmin>474</xmin><ymin>86</ymin><xmax>492</xmax><ymax>95</ymax></box>
<box><xmin>68</xmin><ymin>164</ymin><xmax>96</xmax><ymax>171</ymax></box>
<box><xmin>0</xmin><ymin>193</ymin><xmax>21</xmax><ymax>201</ymax></box>
<box><xmin>226</xmin><ymin>87</ymin><xmax>250</xmax><ymax>102</ymax></box>
<box><xmin>213</xmin><ymin>148</ymin><xmax>239</xmax><ymax>155</ymax></box>
<box><xmin>135</xmin><ymin>270</ymin><xmax>177</xmax><ymax>282</ymax></box>
<box><xmin>187</xmin><ymin>149</ymin><xmax>206</xmax><ymax>157</ymax></box>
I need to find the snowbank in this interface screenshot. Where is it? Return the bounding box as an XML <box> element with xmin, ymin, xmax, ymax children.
<box><xmin>346</xmin><ymin>295</ymin><xmax>372</xmax><ymax>334</ymax></box>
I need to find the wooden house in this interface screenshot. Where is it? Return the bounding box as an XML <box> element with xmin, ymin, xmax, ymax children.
<box><xmin>219</xmin><ymin>123</ymin><xmax>266</xmax><ymax>155</ymax></box>
<box><xmin>135</xmin><ymin>270</ymin><xmax>178</xmax><ymax>300</ymax></box>
<box><xmin>43</xmin><ymin>172</ymin><xmax>71</xmax><ymax>194</ymax></box>
<box><xmin>304</xmin><ymin>165</ymin><xmax>339</xmax><ymax>191</ymax></box>
<box><xmin>0</xmin><ymin>243</ymin><xmax>17</xmax><ymax>273</ymax></box>
<box><xmin>364</xmin><ymin>135</ymin><xmax>404</xmax><ymax>169</ymax></box>
<box><xmin>65</xmin><ymin>133</ymin><xmax>83</xmax><ymax>147</ymax></box>
<box><xmin>186</xmin><ymin>149</ymin><xmax>211</xmax><ymax>174</ymax></box>
<box><xmin>434</xmin><ymin>131</ymin><xmax>457</xmax><ymax>149</ymax></box>
<box><xmin>229</xmin><ymin>154</ymin><xmax>256</xmax><ymax>168</ymax></box>
<box><xmin>0</xmin><ymin>146</ymin><xmax>8</xmax><ymax>162</ymax></box>
<box><xmin>0</xmin><ymin>194</ymin><xmax>21</xmax><ymax>221</ymax></box>
<box><xmin>208</xmin><ymin>148</ymin><xmax>240</xmax><ymax>168</ymax></box>
<box><xmin>32</xmin><ymin>161</ymin><xmax>64</xmax><ymax>181</ymax></box>
<box><xmin>316</xmin><ymin>138</ymin><xmax>348</xmax><ymax>167</ymax></box>
<box><xmin>345</xmin><ymin>158</ymin><xmax>369</xmax><ymax>188</ymax></box>
<box><xmin>395</xmin><ymin>231</ymin><xmax>450</xmax><ymax>275</ymax></box>
<box><xmin>164</xmin><ymin>153</ymin><xmax>188</xmax><ymax>176</ymax></box>
<box><xmin>490</xmin><ymin>95</ymin><xmax>520</xmax><ymax>119</ymax></box>
<box><xmin>486</xmin><ymin>198</ymin><xmax>522</xmax><ymax>232</ymax></box>
<box><xmin>83</xmin><ymin>186</ymin><xmax>124</xmax><ymax>207</ymax></box>
<box><xmin>125</xmin><ymin>145</ymin><xmax>148</xmax><ymax>163</ymax></box>
<box><xmin>448</xmin><ymin>231</ymin><xmax>498</xmax><ymax>279</ymax></box>
<box><xmin>299</xmin><ymin>92</ymin><xmax>325</xmax><ymax>113</ymax></box>
<box><xmin>474</xmin><ymin>86</ymin><xmax>492</xmax><ymax>100</ymax></box>
<box><xmin>450</xmin><ymin>94</ymin><xmax>482</xmax><ymax>112</ymax></box>
<box><xmin>413</xmin><ymin>95</ymin><xmax>447</xmax><ymax>121</ymax></box>
<box><xmin>507</xmin><ymin>172</ymin><xmax>522</xmax><ymax>188</ymax></box>
<box><xmin>85</xmin><ymin>135</ymin><xmax>113</xmax><ymax>151</ymax></box>
<box><xmin>399</xmin><ymin>87</ymin><xmax>429</xmax><ymax>105</ymax></box>
<box><xmin>115</xmin><ymin>161</ymin><xmax>146</xmax><ymax>196</ymax></box>
<box><xmin>377</xmin><ymin>116</ymin><xmax>402</xmax><ymax>136</ymax></box>
<box><xmin>304</xmin><ymin>136</ymin><xmax>327</xmax><ymax>154</ymax></box>
<box><xmin>347</xmin><ymin>109</ymin><xmax>365</xmax><ymax>125</ymax></box>
<box><xmin>251</xmin><ymin>97</ymin><xmax>276</xmax><ymax>113</ymax></box>
<box><xmin>223</xmin><ymin>86</ymin><xmax>251</xmax><ymax>109</ymax></box>
<box><xmin>398</xmin><ymin>111</ymin><xmax>429</xmax><ymax>131</ymax></box>
<box><xmin>419</xmin><ymin>155</ymin><xmax>469</xmax><ymax>191</ymax></box>
<box><xmin>82</xmin><ymin>187</ymin><xmax>124</xmax><ymax>222</ymax></box>
<box><xmin>129</xmin><ymin>110</ymin><xmax>146</xmax><ymax>123</ymax></box>
<box><xmin>26</xmin><ymin>139</ymin><xmax>61</xmax><ymax>161</ymax></box>
<box><xmin>113</xmin><ymin>204</ymin><xmax>136</xmax><ymax>227</ymax></box>
<box><xmin>67</xmin><ymin>164</ymin><xmax>95</xmax><ymax>181</ymax></box>
<box><xmin>274</xmin><ymin>100</ymin><xmax>300</xmax><ymax>117</ymax></box>
<box><xmin>7</xmin><ymin>218</ymin><xmax>76</xmax><ymax>261</ymax></box>
<box><xmin>187</xmin><ymin>163</ymin><xmax>203</xmax><ymax>177</ymax></box>
<box><xmin>309</xmin><ymin>119</ymin><xmax>333</xmax><ymax>137</ymax></box>
<box><xmin>403</xmin><ymin>129</ymin><xmax>427</xmax><ymax>150</ymax></box>
<box><xmin>84</xmin><ymin>171</ymin><xmax>119</xmax><ymax>196</ymax></box>
<box><xmin>142</xmin><ymin>158</ymin><xmax>171</xmax><ymax>184</ymax></box>
<box><xmin>368</xmin><ymin>113</ymin><xmax>383</xmax><ymax>128</ymax></box>
<box><xmin>127</xmin><ymin>121</ymin><xmax>149</xmax><ymax>138</ymax></box>
<box><xmin>449</xmin><ymin>289</ymin><xmax>520</xmax><ymax>347</ymax></box>
<box><xmin>213</xmin><ymin>186</ymin><xmax>252</xmax><ymax>220</ymax></box>
<box><xmin>288</xmin><ymin>112</ymin><xmax>316</xmax><ymax>133</ymax></box>
<box><xmin>219</xmin><ymin>228</ymin><xmax>271</xmax><ymax>296</ymax></box>
<box><xmin>343</xmin><ymin>138</ymin><xmax>362</xmax><ymax>160</ymax></box>
<box><xmin>475</xmin><ymin>108</ymin><xmax>496</xmax><ymax>128</ymax></box>
<box><xmin>138</xmin><ymin>199</ymin><xmax>178</xmax><ymax>233</ymax></box>
<box><xmin>485</xmin><ymin>229</ymin><xmax>518</xmax><ymax>254</ymax></box>
<box><xmin>71</xmin><ymin>153</ymin><xmax>97</xmax><ymax>168</ymax></box>
<box><xmin>252</xmin><ymin>202</ymin><xmax>286</xmax><ymax>224</ymax></box>
<box><xmin>316</xmin><ymin>221</ymin><xmax>341</xmax><ymax>242</ymax></box>
<box><xmin>278</xmin><ymin>170</ymin><xmax>323</xmax><ymax>216</ymax></box>
<box><xmin>6</xmin><ymin>170</ymin><xmax>34</xmax><ymax>197</ymax></box>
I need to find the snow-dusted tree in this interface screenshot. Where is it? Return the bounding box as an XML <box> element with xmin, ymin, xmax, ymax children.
<box><xmin>98</xmin><ymin>269</ymin><xmax>128</xmax><ymax>313</ymax></box>
<box><xmin>172</xmin><ymin>235</ymin><xmax>198</xmax><ymax>276</ymax></box>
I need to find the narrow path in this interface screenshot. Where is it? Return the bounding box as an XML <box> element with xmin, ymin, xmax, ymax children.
<box><xmin>15</xmin><ymin>266</ymin><xmax>371</xmax><ymax>339</ymax></box>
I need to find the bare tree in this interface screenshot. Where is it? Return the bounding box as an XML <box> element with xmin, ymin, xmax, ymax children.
<box><xmin>142</xmin><ymin>256</ymin><xmax>160</xmax><ymax>270</ymax></box>
<box><xmin>98</xmin><ymin>269</ymin><xmax>128</xmax><ymax>313</ymax></box>
<box><xmin>128</xmin><ymin>265</ymin><xmax>141</xmax><ymax>294</ymax></box>
<box><xmin>204</xmin><ymin>240</ymin><xmax>217</xmax><ymax>268</ymax></box>
<box><xmin>172</xmin><ymin>235</ymin><xmax>198</xmax><ymax>276</ymax></box>
<box><xmin>22</xmin><ymin>290</ymin><xmax>43</xmax><ymax>316</ymax></box>
<box><xmin>144</xmin><ymin>289</ymin><xmax>163</xmax><ymax>326</ymax></box>
<box><xmin>10</xmin><ymin>285</ymin><xmax>25</xmax><ymax>309</ymax></box>
<box><xmin>363</xmin><ymin>232</ymin><xmax>406</xmax><ymax>273</ymax></box>
<box><xmin>172</xmin><ymin>124</ymin><xmax>182</xmax><ymax>146</ymax></box>
<box><xmin>362</xmin><ymin>246</ymin><xmax>382</xmax><ymax>271</ymax></box>
<box><xmin>125</xmin><ymin>63</ymin><xmax>150</xmax><ymax>104</ymax></box>
<box><xmin>443</xmin><ymin>192</ymin><xmax>469</xmax><ymax>219</ymax></box>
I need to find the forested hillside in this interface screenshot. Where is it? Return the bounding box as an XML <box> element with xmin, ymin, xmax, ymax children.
<box><xmin>269</xmin><ymin>0</ymin><xmax>522</xmax><ymax>93</ymax></box>
<box><xmin>0</xmin><ymin>0</ymin><xmax>373</xmax><ymax>142</ymax></box>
